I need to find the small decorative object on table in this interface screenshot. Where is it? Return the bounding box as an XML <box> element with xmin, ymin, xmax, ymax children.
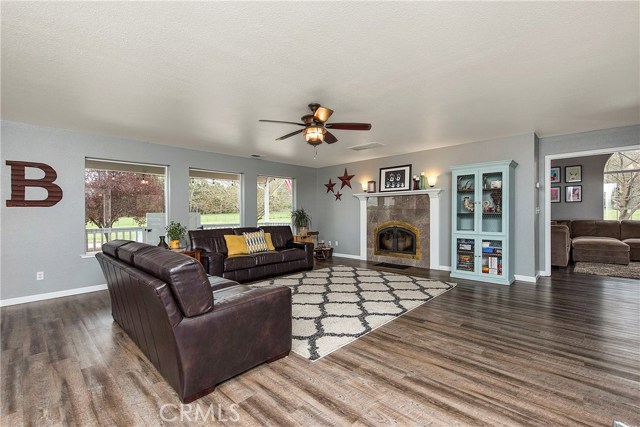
<box><xmin>157</xmin><ymin>235</ymin><xmax>169</xmax><ymax>249</ymax></box>
<box><xmin>367</xmin><ymin>181</ymin><xmax>376</xmax><ymax>193</ymax></box>
<box><xmin>413</xmin><ymin>175</ymin><xmax>420</xmax><ymax>190</ymax></box>
<box><xmin>165</xmin><ymin>221</ymin><xmax>187</xmax><ymax>249</ymax></box>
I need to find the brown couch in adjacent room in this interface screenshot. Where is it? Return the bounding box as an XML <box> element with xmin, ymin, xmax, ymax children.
<box><xmin>188</xmin><ymin>226</ymin><xmax>314</xmax><ymax>283</ymax></box>
<box><xmin>621</xmin><ymin>220</ymin><xmax>640</xmax><ymax>261</ymax></box>
<box><xmin>96</xmin><ymin>240</ymin><xmax>292</xmax><ymax>403</ymax></box>
<box><xmin>570</xmin><ymin>220</ymin><xmax>637</xmax><ymax>265</ymax></box>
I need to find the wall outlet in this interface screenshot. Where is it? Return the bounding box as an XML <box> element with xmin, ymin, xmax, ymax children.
<box><xmin>36</xmin><ymin>272</ymin><xmax>44</xmax><ymax>281</ymax></box>
<box><xmin>328</xmin><ymin>241</ymin><xmax>332</xmax><ymax>246</ymax></box>
<box><xmin>335</xmin><ymin>241</ymin><xmax>339</xmax><ymax>247</ymax></box>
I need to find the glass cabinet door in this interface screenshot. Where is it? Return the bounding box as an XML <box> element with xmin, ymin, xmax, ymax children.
<box><xmin>480</xmin><ymin>170</ymin><xmax>503</xmax><ymax>234</ymax></box>
<box><xmin>455</xmin><ymin>173</ymin><xmax>476</xmax><ymax>233</ymax></box>
<box><xmin>455</xmin><ymin>237</ymin><xmax>475</xmax><ymax>273</ymax></box>
<box><xmin>481</xmin><ymin>238</ymin><xmax>504</xmax><ymax>277</ymax></box>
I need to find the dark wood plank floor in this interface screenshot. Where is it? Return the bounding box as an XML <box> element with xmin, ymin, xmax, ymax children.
<box><xmin>2</xmin><ymin>258</ymin><xmax>639</xmax><ymax>426</ymax></box>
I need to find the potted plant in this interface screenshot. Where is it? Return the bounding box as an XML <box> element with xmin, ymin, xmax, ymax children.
<box><xmin>291</xmin><ymin>208</ymin><xmax>312</xmax><ymax>237</ymax></box>
<box><xmin>165</xmin><ymin>221</ymin><xmax>187</xmax><ymax>249</ymax></box>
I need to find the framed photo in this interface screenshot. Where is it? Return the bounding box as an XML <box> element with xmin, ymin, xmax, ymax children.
<box><xmin>367</xmin><ymin>180</ymin><xmax>376</xmax><ymax>193</ymax></box>
<box><xmin>550</xmin><ymin>186</ymin><xmax>561</xmax><ymax>203</ymax></box>
<box><xmin>565</xmin><ymin>185</ymin><xmax>582</xmax><ymax>202</ymax></box>
<box><xmin>550</xmin><ymin>167</ymin><xmax>561</xmax><ymax>184</ymax></box>
<box><xmin>379</xmin><ymin>164</ymin><xmax>411</xmax><ymax>192</ymax></box>
<box><xmin>565</xmin><ymin>165</ymin><xmax>582</xmax><ymax>183</ymax></box>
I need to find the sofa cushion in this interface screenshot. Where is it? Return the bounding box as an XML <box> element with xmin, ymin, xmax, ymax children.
<box><xmin>224</xmin><ymin>235</ymin><xmax>249</xmax><ymax>256</ymax></box>
<box><xmin>244</xmin><ymin>230</ymin><xmax>269</xmax><ymax>254</ymax></box>
<box><xmin>133</xmin><ymin>246</ymin><xmax>213</xmax><ymax>318</ymax></box>
<box><xmin>264</xmin><ymin>233</ymin><xmax>276</xmax><ymax>251</ymax></box>
<box><xmin>623</xmin><ymin>238</ymin><xmax>640</xmax><ymax>261</ymax></box>
<box><xmin>260</xmin><ymin>226</ymin><xmax>294</xmax><ymax>249</ymax></box>
<box><xmin>279</xmin><ymin>248</ymin><xmax>306</xmax><ymax>262</ymax></box>
<box><xmin>570</xmin><ymin>220</ymin><xmax>621</xmax><ymax>239</ymax></box>
<box><xmin>188</xmin><ymin>228</ymin><xmax>233</xmax><ymax>254</ymax></box>
<box><xmin>234</xmin><ymin>227</ymin><xmax>260</xmax><ymax>235</ymax></box>
<box><xmin>101</xmin><ymin>240</ymin><xmax>132</xmax><ymax>259</ymax></box>
<box><xmin>254</xmin><ymin>251</ymin><xmax>284</xmax><ymax>266</ymax></box>
<box><xmin>572</xmin><ymin>236</ymin><xmax>629</xmax><ymax>250</ymax></box>
<box><xmin>621</xmin><ymin>220</ymin><xmax>640</xmax><ymax>240</ymax></box>
<box><xmin>224</xmin><ymin>255</ymin><xmax>257</xmax><ymax>272</ymax></box>
<box><xmin>118</xmin><ymin>241</ymin><xmax>156</xmax><ymax>264</ymax></box>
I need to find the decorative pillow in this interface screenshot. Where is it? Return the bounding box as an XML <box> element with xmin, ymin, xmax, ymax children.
<box><xmin>264</xmin><ymin>233</ymin><xmax>276</xmax><ymax>251</ymax></box>
<box><xmin>224</xmin><ymin>235</ymin><xmax>249</xmax><ymax>256</ymax></box>
<box><xmin>244</xmin><ymin>230</ymin><xmax>269</xmax><ymax>254</ymax></box>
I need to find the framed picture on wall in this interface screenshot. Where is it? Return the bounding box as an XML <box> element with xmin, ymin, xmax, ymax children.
<box><xmin>379</xmin><ymin>164</ymin><xmax>411</xmax><ymax>192</ymax></box>
<box><xmin>550</xmin><ymin>167</ymin><xmax>561</xmax><ymax>184</ymax></box>
<box><xmin>565</xmin><ymin>165</ymin><xmax>582</xmax><ymax>183</ymax></box>
<box><xmin>565</xmin><ymin>185</ymin><xmax>582</xmax><ymax>202</ymax></box>
<box><xmin>550</xmin><ymin>187</ymin><xmax>561</xmax><ymax>203</ymax></box>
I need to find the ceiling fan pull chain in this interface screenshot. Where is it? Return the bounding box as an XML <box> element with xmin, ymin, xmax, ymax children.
<box><xmin>314</xmin><ymin>146</ymin><xmax>318</xmax><ymax>159</ymax></box>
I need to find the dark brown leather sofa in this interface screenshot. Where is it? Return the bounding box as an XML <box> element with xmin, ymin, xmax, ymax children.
<box><xmin>189</xmin><ymin>226</ymin><xmax>314</xmax><ymax>282</ymax></box>
<box><xmin>96</xmin><ymin>240</ymin><xmax>292</xmax><ymax>403</ymax></box>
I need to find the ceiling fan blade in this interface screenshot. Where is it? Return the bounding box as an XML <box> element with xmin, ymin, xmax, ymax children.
<box><xmin>259</xmin><ymin>120</ymin><xmax>306</xmax><ymax>126</ymax></box>
<box><xmin>324</xmin><ymin>131</ymin><xmax>338</xmax><ymax>144</ymax></box>
<box><xmin>276</xmin><ymin>129</ymin><xmax>304</xmax><ymax>141</ymax></box>
<box><xmin>326</xmin><ymin>122</ymin><xmax>372</xmax><ymax>131</ymax></box>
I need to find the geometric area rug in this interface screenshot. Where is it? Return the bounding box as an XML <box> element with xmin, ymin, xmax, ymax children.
<box><xmin>573</xmin><ymin>261</ymin><xmax>640</xmax><ymax>279</ymax></box>
<box><xmin>251</xmin><ymin>265</ymin><xmax>456</xmax><ymax>361</ymax></box>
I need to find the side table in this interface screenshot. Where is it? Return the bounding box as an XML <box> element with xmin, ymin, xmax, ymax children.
<box><xmin>171</xmin><ymin>248</ymin><xmax>201</xmax><ymax>262</ymax></box>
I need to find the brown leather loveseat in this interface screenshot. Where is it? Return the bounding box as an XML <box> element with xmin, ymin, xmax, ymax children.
<box><xmin>96</xmin><ymin>240</ymin><xmax>292</xmax><ymax>403</ymax></box>
<box><xmin>189</xmin><ymin>226</ymin><xmax>314</xmax><ymax>283</ymax></box>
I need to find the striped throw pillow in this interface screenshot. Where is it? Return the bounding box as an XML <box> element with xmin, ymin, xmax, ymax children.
<box><xmin>244</xmin><ymin>230</ymin><xmax>269</xmax><ymax>254</ymax></box>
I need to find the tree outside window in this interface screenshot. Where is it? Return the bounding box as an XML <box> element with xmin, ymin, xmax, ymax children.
<box><xmin>257</xmin><ymin>176</ymin><xmax>293</xmax><ymax>225</ymax></box>
<box><xmin>603</xmin><ymin>150</ymin><xmax>640</xmax><ymax>220</ymax></box>
<box><xmin>189</xmin><ymin>169</ymin><xmax>241</xmax><ymax>227</ymax></box>
<box><xmin>85</xmin><ymin>159</ymin><xmax>166</xmax><ymax>252</ymax></box>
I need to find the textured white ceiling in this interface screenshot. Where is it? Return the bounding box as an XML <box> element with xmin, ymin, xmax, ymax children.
<box><xmin>2</xmin><ymin>2</ymin><xmax>638</xmax><ymax>167</ymax></box>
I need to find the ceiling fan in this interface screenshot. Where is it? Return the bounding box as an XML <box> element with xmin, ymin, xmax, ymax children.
<box><xmin>259</xmin><ymin>103</ymin><xmax>372</xmax><ymax>146</ymax></box>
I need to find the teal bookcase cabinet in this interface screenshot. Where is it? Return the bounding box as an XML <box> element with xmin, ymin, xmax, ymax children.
<box><xmin>450</xmin><ymin>160</ymin><xmax>517</xmax><ymax>285</ymax></box>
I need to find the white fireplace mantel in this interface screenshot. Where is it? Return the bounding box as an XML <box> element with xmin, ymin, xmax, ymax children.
<box><xmin>353</xmin><ymin>189</ymin><xmax>443</xmax><ymax>270</ymax></box>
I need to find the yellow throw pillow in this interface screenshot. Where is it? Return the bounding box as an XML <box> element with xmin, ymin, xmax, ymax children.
<box><xmin>264</xmin><ymin>233</ymin><xmax>276</xmax><ymax>251</ymax></box>
<box><xmin>224</xmin><ymin>235</ymin><xmax>248</xmax><ymax>256</ymax></box>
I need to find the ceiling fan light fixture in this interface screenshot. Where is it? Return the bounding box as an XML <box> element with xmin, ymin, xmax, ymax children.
<box><xmin>304</xmin><ymin>126</ymin><xmax>326</xmax><ymax>144</ymax></box>
<box><xmin>313</xmin><ymin>107</ymin><xmax>334</xmax><ymax>123</ymax></box>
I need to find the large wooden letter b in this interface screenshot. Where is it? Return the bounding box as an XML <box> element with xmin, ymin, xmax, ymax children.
<box><xmin>6</xmin><ymin>161</ymin><xmax>63</xmax><ymax>207</ymax></box>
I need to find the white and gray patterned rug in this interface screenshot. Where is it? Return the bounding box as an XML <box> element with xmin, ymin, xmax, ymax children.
<box><xmin>251</xmin><ymin>265</ymin><xmax>456</xmax><ymax>361</ymax></box>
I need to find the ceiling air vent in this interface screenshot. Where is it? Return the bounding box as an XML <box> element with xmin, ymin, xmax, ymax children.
<box><xmin>348</xmin><ymin>142</ymin><xmax>385</xmax><ymax>151</ymax></box>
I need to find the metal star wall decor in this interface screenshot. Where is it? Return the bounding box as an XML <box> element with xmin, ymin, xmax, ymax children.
<box><xmin>324</xmin><ymin>178</ymin><xmax>336</xmax><ymax>193</ymax></box>
<box><xmin>335</xmin><ymin>191</ymin><xmax>343</xmax><ymax>201</ymax></box>
<box><xmin>338</xmin><ymin>168</ymin><xmax>355</xmax><ymax>189</ymax></box>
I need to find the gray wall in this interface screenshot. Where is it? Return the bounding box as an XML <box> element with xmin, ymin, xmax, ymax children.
<box><xmin>537</xmin><ymin>125</ymin><xmax>640</xmax><ymax>272</ymax></box>
<box><xmin>315</xmin><ymin>133</ymin><xmax>538</xmax><ymax>278</ymax></box>
<box><xmin>1</xmin><ymin>120</ymin><xmax>318</xmax><ymax>300</ymax></box>
<box><xmin>550</xmin><ymin>154</ymin><xmax>611</xmax><ymax>220</ymax></box>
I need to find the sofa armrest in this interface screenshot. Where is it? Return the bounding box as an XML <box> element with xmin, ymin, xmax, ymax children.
<box><xmin>551</xmin><ymin>224</ymin><xmax>571</xmax><ymax>267</ymax></box>
<box><xmin>173</xmin><ymin>285</ymin><xmax>292</xmax><ymax>402</ymax></box>
<box><xmin>286</xmin><ymin>241</ymin><xmax>314</xmax><ymax>269</ymax></box>
<box><xmin>200</xmin><ymin>251</ymin><xmax>225</xmax><ymax>277</ymax></box>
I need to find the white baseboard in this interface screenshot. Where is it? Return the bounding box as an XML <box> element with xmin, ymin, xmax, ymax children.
<box><xmin>514</xmin><ymin>274</ymin><xmax>538</xmax><ymax>283</ymax></box>
<box><xmin>332</xmin><ymin>253</ymin><xmax>363</xmax><ymax>260</ymax></box>
<box><xmin>436</xmin><ymin>265</ymin><xmax>452</xmax><ymax>271</ymax></box>
<box><xmin>0</xmin><ymin>284</ymin><xmax>108</xmax><ymax>307</ymax></box>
